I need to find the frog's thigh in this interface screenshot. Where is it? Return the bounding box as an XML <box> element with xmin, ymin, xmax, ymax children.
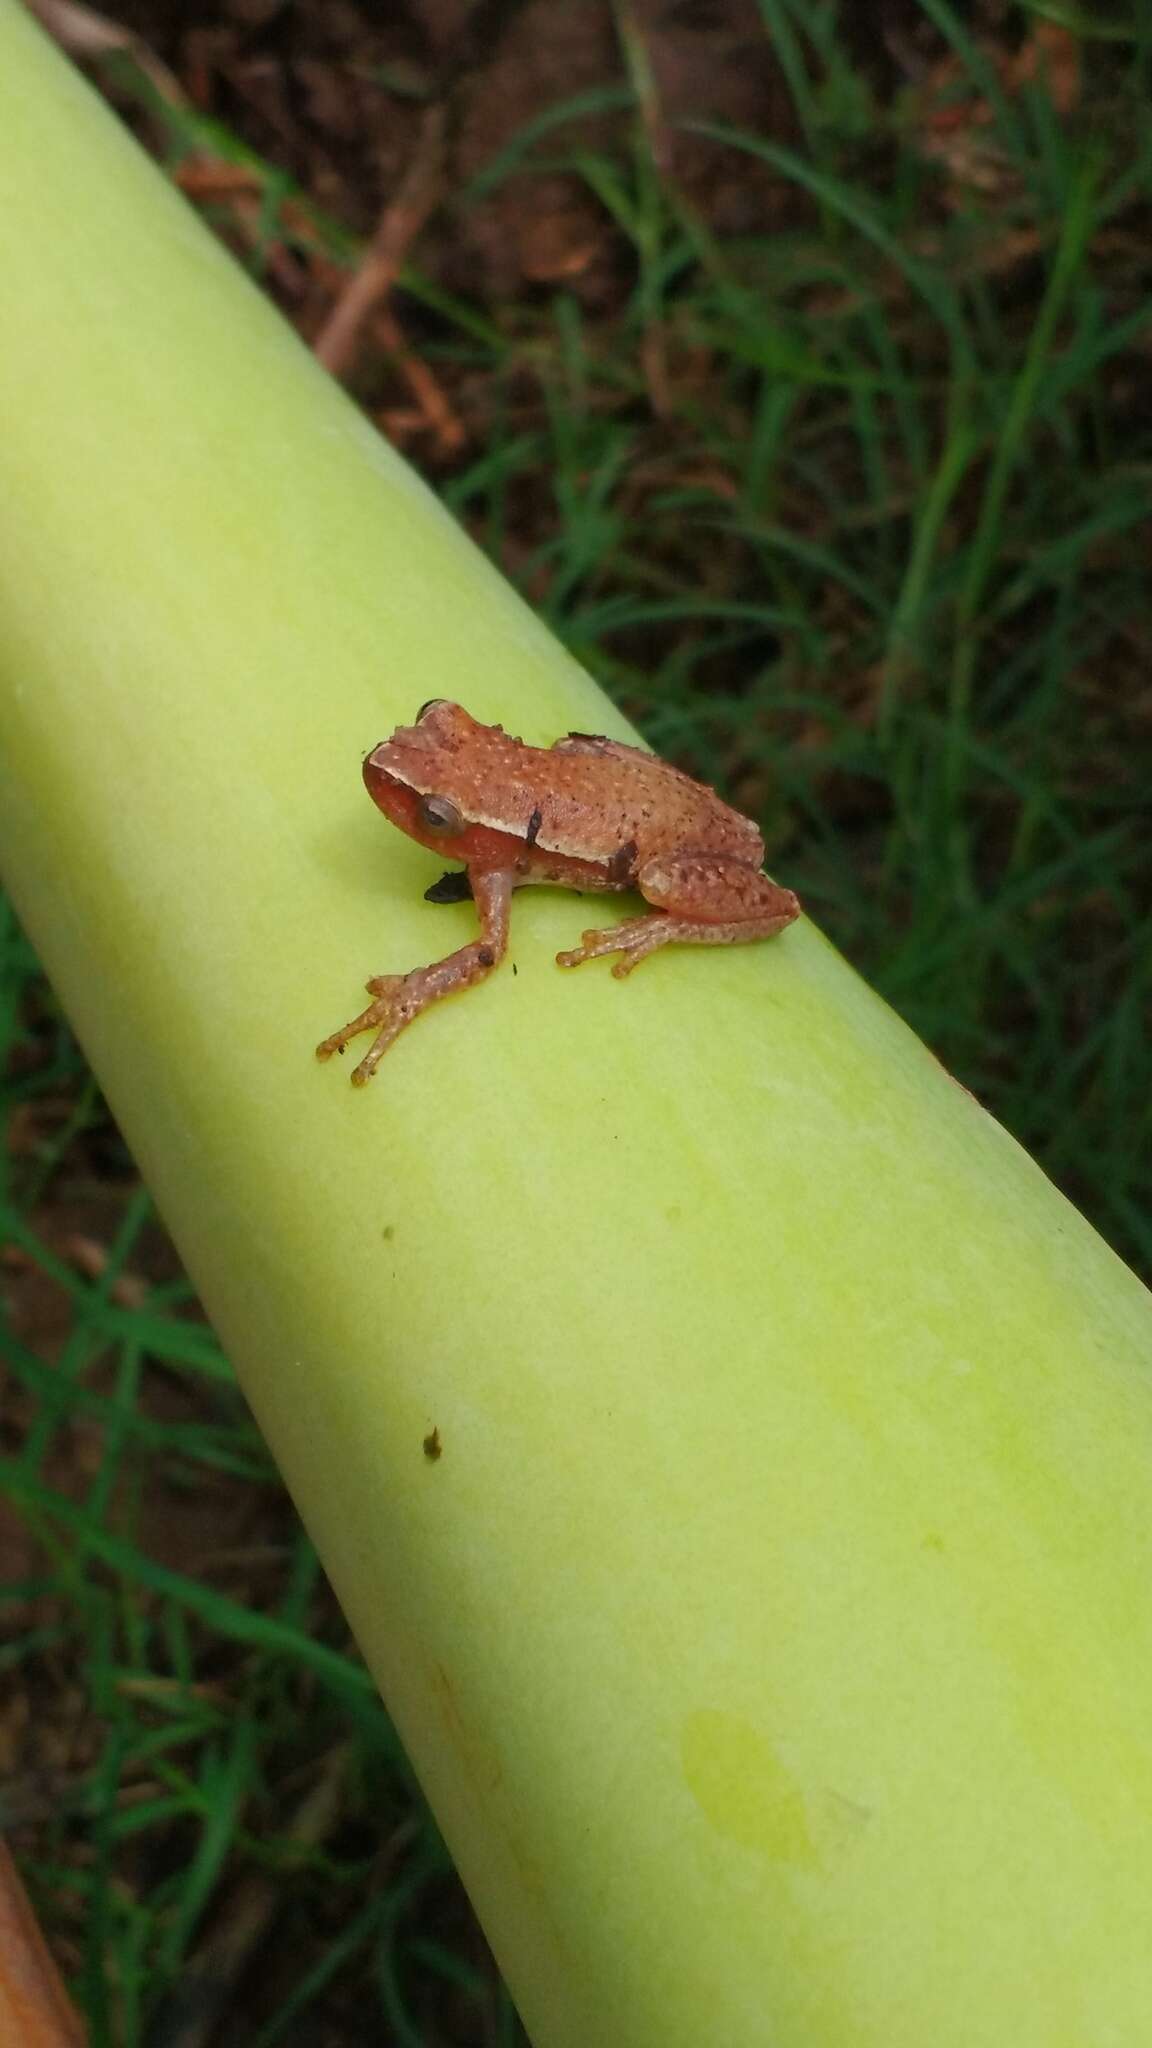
<box><xmin>637</xmin><ymin>851</ymin><xmax>796</xmax><ymax>923</ymax></box>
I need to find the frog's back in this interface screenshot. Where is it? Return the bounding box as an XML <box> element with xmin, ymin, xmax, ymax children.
<box><xmin>544</xmin><ymin>731</ymin><xmax>765</xmax><ymax>863</ymax></box>
<box><xmin>382</xmin><ymin>704</ymin><xmax>765</xmax><ymax>868</ymax></box>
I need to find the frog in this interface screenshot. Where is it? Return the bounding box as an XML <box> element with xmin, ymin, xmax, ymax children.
<box><xmin>316</xmin><ymin>699</ymin><xmax>799</xmax><ymax>1083</ymax></box>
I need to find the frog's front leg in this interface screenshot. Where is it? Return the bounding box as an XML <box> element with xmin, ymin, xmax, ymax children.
<box><xmin>317</xmin><ymin>868</ymin><xmax>513</xmax><ymax>1083</ymax></box>
<box><xmin>556</xmin><ymin>852</ymin><xmax>798</xmax><ymax>979</ymax></box>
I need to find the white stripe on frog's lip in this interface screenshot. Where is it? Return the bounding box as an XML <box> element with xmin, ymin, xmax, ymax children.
<box><xmin>369</xmin><ymin>755</ymin><xmax>642</xmax><ymax>870</ymax></box>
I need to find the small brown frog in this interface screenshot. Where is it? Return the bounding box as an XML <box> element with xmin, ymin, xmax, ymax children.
<box><xmin>317</xmin><ymin>700</ymin><xmax>799</xmax><ymax>1083</ymax></box>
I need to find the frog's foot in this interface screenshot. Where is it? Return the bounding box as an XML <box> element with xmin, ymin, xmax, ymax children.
<box><xmin>315</xmin><ymin>976</ymin><xmax>412</xmax><ymax>1085</ymax></box>
<box><xmin>558</xmin><ymin>857</ymin><xmax>798</xmax><ymax>979</ymax></box>
<box><xmin>557</xmin><ymin>900</ymin><xmax>799</xmax><ymax>979</ymax></box>
<box><xmin>316</xmin><ymin>869</ymin><xmax>514</xmax><ymax>1084</ymax></box>
<box><xmin>316</xmin><ymin>953</ymin><xmax>500</xmax><ymax>1084</ymax></box>
<box><xmin>557</xmin><ymin>914</ymin><xmax>691</xmax><ymax>978</ymax></box>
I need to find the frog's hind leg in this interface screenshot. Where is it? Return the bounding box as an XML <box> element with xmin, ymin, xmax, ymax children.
<box><xmin>556</xmin><ymin>852</ymin><xmax>798</xmax><ymax>978</ymax></box>
<box><xmin>317</xmin><ymin>868</ymin><xmax>513</xmax><ymax>1082</ymax></box>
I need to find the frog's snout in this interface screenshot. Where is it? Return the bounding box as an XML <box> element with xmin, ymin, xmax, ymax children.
<box><xmin>362</xmin><ymin>743</ymin><xmax>391</xmax><ymax>796</ymax></box>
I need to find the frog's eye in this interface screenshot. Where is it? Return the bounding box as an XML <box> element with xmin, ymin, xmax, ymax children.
<box><xmin>417</xmin><ymin>698</ymin><xmax>449</xmax><ymax>722</ymax></box>
<box><xmin>418</xmin><ymin>794</ymin><xmax>464</xmax><ymax>834</ymax></box>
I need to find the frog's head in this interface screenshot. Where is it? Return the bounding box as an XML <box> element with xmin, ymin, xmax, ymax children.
<box><xmin>361</xmin><ymin>701</ymin><xmax>506</xmax><ymax>861</ymax></box>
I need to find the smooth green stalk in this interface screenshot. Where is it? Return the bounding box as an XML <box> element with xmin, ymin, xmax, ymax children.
<box><xmin>3</xmin><ymin>9</ymin><xmax>1152</xmax><ymax>2045</ymax></box>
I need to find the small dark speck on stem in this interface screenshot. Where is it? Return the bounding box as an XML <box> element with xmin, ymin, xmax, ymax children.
<box><xmin>424</xmin><ymin>1427</ymin><xmax>442</xmax><ymax>1461</ymax></box>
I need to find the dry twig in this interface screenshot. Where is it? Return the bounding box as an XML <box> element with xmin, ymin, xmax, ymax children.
<box><xmin>0</xmin><ymin>1839</ymin><xmax>87</xmax><ymax>2048</ymax></box>
<box><xmin>25</xmin><ymin>0</ymin><xmax>184</xmax><ymax>107</ymax></box>
<box><xmin>313</xmin><ymin>106</ymin><xmax>446</xmax><ymax>382</ymax></box>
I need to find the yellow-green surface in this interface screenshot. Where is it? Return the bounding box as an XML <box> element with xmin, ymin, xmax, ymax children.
<box><xmin>2</xmin><ymin>8</ymin><xmax>1152</xmax><ymax>2043</ymax></box>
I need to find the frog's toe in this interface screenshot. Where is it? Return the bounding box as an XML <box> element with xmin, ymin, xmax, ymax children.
<box><xmin>556</xmin><ymin>929</ymin><xmax>605</xmax><ymax>968</ymax></box>
<box><xmin>316</xmin><ymin>987</ymin><xmax>396</xmax><ymax>1065</ymax></box>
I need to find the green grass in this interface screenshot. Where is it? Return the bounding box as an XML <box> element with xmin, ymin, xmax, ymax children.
<box><xmin>3</xmin><ymin>4</ymin><xmax>1151</xmax><ymax>2038</ymax></box>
